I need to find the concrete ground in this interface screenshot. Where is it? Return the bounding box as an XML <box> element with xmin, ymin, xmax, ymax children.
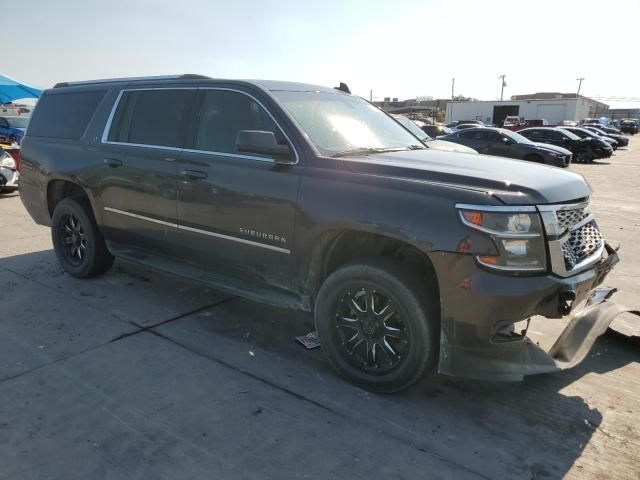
<box><xmin>1</xmin><ymin>140</ymin><xmax>639</xmax><ymax>480</ymax></box>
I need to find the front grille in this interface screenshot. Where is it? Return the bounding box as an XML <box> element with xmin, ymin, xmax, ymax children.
<box><xmin>561</xmin><ymin>223</ymin><xmax>603</xmax><ymax>269</ymax></box>
<box><xmin>556</xmin><ymin>207</ymin><xmax>589</xmax><ymax>232</ymax></box>
<box><xmin>540</xmin><ymin>201</ymin><xmax>605</xmax><ymax>276</ymax></box>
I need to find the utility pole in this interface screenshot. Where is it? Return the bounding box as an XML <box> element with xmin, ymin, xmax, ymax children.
<box><xmin>370</xmin><ymin>89</ymin><xmax>372</xmax><ymax>102</ymax></box>
<box><xmin>576</xmin><ymin>77</ymin><xmax>584</xmax><ymax>97</ymax></box>
<box><xmin>498</xmin><ymin>74</ymin><xmax>506</xmax><ymax>101</ymax></box>
<box><xmin>449</xmin><ymin>77</ymin><xmax>455</xmax><ymax>123</ymax></box>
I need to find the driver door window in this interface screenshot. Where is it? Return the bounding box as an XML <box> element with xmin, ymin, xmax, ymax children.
<box><xmin>194</xmin><ymin>90</ymin><xmax>286</xmax><ymax>158</ymax></box>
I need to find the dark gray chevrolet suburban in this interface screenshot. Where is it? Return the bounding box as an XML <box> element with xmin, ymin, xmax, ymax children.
<box><xmin>19</xmin><ymin>75</ymin><xmax>628</xmax><ymax>392</ymax></box>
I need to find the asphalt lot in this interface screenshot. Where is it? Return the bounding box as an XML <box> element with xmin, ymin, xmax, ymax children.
<box><xmin>1</xmin><ymin>141</ymin><xmax>639</xmax><ymax>480</ymax></box>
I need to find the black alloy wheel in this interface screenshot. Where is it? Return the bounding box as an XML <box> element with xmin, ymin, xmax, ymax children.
<box><xmin>315</xmin><ymin>260</ymin><xmax>438</xmax><ymax>393</ymax></box>
<box><xmin>57</xmin><ymin>212</ymin><xmax>87</xmax><ymax>266</ymax></box>
<box><xmin>51</xmin><ymin>197</ymin><xmax>114</xmax><ymax>278</ymax></box>
<box><xmin>334</xmin><ymin>286</ymin><xmax>409</xmax><ymax>373</ymax></box>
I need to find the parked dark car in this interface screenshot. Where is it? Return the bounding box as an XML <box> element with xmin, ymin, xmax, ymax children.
<box><xmin>582</xmin><ymin>126</ymin><xmax>629</xmax><ymax>147</ymax></box>
<box><xmin>441</xmin><ymin>127</ymin><xmax>572</xmax><ymax>167</ymax></box>
<box><xmin>561</xmin><ymin>127</ymin><xmax>615</xmax><ymax>158</ymax></box>
<box><xmin>393</xmin><ymin>115</ymin><xmax>478</xmax><ymax>154</ymax></box>
<box><xmin>519</xmin><ymin>127</ymin><xmax>595</xmax><ymax>163</ymax></box>
<box><xmin>0</xmin><ymin>116</ymin><xmax>29</xmax><ymax>144</ymax></box>
<box><xmin>19</xmin><ymin>75</ymin><xmax>624</xmax><ymax>392</ymax></box>
<box><xmin>591</xmin><ymin>125</ymin><xmax>623</xmax><ymax>136</ymax></box>
<box><xmin>421</xmin><ymin>124</ymin><xmax>452</xmax><ymax>138</ymax></box>
<box><xmin>451</xmin><ymin>123</ymin><xmax>482</xmax><ymax>132</ymax></box>
<box><xmin>620</xmin><ymin>119</ymin><xmax>639</xmax><ymax>134</ymax></box>
<box><xmin>446</xmin><ymin>119</ymin><xmax>484</xmax><ymax>128</ymax></box>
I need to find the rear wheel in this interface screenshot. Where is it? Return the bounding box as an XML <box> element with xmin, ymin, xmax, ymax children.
<box><xmin>51</xmin><ymin>197</ymin><xmax>114</xmax><ymax>278</ymax></box>
<box><xmin>315</xmin><ymin>260</ymin><xmax>438</xmax><ymax>393</ymax></box>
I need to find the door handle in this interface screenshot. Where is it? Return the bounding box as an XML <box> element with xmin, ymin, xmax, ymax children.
<box><xmin>180</xmin><ymin>169</ymin><xmax>208</xmax><ymax>180</ymax></box>
<box><xmin>104</xmin><ymin>158</ymin><xmax>123</xmax><ymax>168</ymax></box>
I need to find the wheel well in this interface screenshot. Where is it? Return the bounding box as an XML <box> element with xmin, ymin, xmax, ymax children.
<box><xmin>47</xmin><ymin>180</ymin><xmax>89</xmax><ymax>217</ymax></box>
<box><xmin>313</xmin><ymin>230</ymin><xmax>439</xmax><ymax>304</ymax></box>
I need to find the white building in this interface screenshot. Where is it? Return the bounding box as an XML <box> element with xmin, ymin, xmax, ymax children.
<box><xmin>446</xmin><ymin>94</ymin><xmax>608</xmax><ymax>126</ymax></box>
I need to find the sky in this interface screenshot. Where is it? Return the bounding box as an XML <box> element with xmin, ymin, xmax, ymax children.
<box><xmin>12</xmin><ymin>0</ymin><xmax>640</xmax><ymax>108</ymax></box>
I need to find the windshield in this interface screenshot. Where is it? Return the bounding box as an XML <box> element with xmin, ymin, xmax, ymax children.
<box><xmin>501</xmin><ymin>129</ymin><xmax>534</xmax><ymax>145</ymax></box>
<box><xmin>393</xmin><ymin>115</ymin><xmax>430</xmax><ymax>141</ymax></box>
<box><xmin>272</xmin><ymin>91</ymin><xmax>424</xmax><ymax>156</ymax></box>
<box><xmin>6</xmin><ymin>117</ymin><xmax>30</xmax><ymax>128</ymax></box>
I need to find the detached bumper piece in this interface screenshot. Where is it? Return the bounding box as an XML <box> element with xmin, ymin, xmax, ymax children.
<box><xmin>440</xmin><ymin>288</ymin><xmax>639</xmax><ymax>381</ymax></box>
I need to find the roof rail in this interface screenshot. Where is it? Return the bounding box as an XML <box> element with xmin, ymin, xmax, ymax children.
<box><xmin>53</xmin><ymin>74</ymin><xmax>211</xmax><ymax>88</ymax></box>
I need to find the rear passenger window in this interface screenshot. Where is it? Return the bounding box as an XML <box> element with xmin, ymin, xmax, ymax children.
<box><xmin>28</xmin><ymin>90</ymin><xmax>106</xmax><ymax>139</ymax></box>
<box><xmin>194</xmin><ymin>90</ymin><xmax>284</xmax><ymax>155</ymax></box>
<box><xmin>108</xmin><ymin>90</ymin><xmax>191</xmax><ymax>148</ymax></box>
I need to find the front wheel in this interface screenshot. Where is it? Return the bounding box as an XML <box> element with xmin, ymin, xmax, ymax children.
<box><xmin>51</xmin><ymin>197</ymin><xmax>114</xmax><ymax>278</ymax></box>
<box><xmin>315</xmin><ymin>260</ymin><xmax>439</xmax><ymax>393</ymax></box>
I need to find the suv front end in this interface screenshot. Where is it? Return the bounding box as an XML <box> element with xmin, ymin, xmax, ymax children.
<box><xmin>430</xmin><ymin>198</ymin><xmax>635</xmax><ymax>381</ymax></box>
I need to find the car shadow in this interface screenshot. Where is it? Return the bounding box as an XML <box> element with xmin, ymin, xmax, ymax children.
<box><xmin>584</xmin><ymin>160</ymin><xmax>612</xmax><ymax>165</ymax></box>
<box><xmin>1</xmin><ymin>250</ymin><xmax>638</xmax><ymax>479</ymax></box>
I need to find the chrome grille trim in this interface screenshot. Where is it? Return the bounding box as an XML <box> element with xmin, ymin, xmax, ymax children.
<box><xmin>537</xmin><ymin>201</ymin><xmax>605</xmax><ymax>277</ymax></box>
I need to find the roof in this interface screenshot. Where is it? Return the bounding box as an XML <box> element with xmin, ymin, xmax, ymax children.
<box><xmin>52</xmin><ymin>75</ymin><xmax>343</xmax><ymax>95</ymax></box>
<box><xmin>248</xmin><ymin>80</ymin><xmax>341</xmax><ymax>93</ymax></box>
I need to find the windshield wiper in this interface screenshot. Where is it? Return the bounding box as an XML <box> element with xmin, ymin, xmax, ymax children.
<box><xmin>330</xmin><ymin>146</ymin><xmax>423</xmax><ymax>158</ymax></box>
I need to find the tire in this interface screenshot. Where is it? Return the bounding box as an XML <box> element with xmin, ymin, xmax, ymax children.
<box><xmin>574</xmin><ymin>151</ymin><xmax>588</xmax><ymax>164</ymax></box>
<box><xmin>524</xmin><ymin>154</ymin><xmax>543</xmax><ymax>164</ymax></box>
<box><xmin>51</xmin><ymin>197</ymin><xmax>114</xmax><ymax>278</ymax></box>
<box><xmin>315</xmin><ymin>260</ymin><xmax>439</xmax><ymax>393</ymax></box>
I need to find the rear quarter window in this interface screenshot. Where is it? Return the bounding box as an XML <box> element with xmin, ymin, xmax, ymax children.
<box><xmin>27</xmin><ymin>90</ymin><xmax>106</xmax><ymax>139</ymax></box>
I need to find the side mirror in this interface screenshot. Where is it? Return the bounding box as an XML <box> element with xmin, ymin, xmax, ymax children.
<box><xmin>501</xmin><ymin>137</ymin><xmax>511</xmax><ymax>144</ymax></box>
<box><xmin>236</xmin><ymin>130</ymin><xmax>292</xmax><ymax>163</ymax></box>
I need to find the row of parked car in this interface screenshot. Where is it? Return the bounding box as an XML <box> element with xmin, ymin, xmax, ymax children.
<box><xmin>402</xmin><ymin>117</ymin><xmax>633</xmax><ymax>167</ymax></box>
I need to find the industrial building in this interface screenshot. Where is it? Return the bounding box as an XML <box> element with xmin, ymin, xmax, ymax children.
<box><xmin>445</xmin><ymin>93</ymin><xmax>609</xmax><ymax>126</ymax></box>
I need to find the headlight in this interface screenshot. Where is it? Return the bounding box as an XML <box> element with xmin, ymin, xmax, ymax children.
<box><xmin>457</xmin><ymin>205</ymin><xmax>547</xmax><ymax>272</ymax></box>
<box><xmin>547</xmin><ymin>151</ymin><xmax>563</xmax><ymax>157</ymax></box>
<box><xmin>0</xmin><ymin>155</ymin><xmax>16</xmax><ymax>169</ymax></box>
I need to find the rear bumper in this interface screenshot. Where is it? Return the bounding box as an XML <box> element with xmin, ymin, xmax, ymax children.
<box><xmin>430</xmin><ymin>244</ymin><xmax>636</xmax><ymax>380</ymax></box>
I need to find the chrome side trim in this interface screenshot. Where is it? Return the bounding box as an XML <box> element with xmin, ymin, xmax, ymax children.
<box><xmin>181</xmin><ymin>148</ymin><xmax>278</xmax><ymax>164</ymax></box>
<box><xmin>100</xmin><ymin>86</ymin><xmax>299</xmax><ymax>165</ymax></box>
<box><xmin>455</xmin><ymin>203</ymin><xmax>537</xmax><ymax>213</ymax></box>
<box><xmin>179</xmin><ymin>224</ymin><xmax>290</xmax><ymax>254</ymax></box>
<box><xmin>103</xmin><ymin>207</ymin><xmax>290</xmax><ymax>254</ymax></box>
<box><xmin>104</xmin><ymin>207</ymin><xmax>178</xmax><ymax>228</ymax></box>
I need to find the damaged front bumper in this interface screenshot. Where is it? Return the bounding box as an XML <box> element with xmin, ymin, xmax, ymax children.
<box><xmin>430</xmin><ymin>244</ymin><xmax>639</xmax><ymax>381</ymax></box>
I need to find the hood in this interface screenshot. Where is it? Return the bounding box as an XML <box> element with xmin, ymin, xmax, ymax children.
<box><xmin>426</xmin><ymin>139</ymin><xmax>477</xmax><ymax>154</ymax></box>
<box><xmin>532</xmin><ymin>142</ymin><xmax>572</xmax><ymax>155</ymax></box>
<box><xmin>341</xmin><ymin>149</ymin><xmax>590</xmax><ymax>205</ymax></box>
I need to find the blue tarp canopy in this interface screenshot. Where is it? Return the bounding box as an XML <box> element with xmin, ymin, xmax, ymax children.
<box><xmin>0</xmin><ymin>74</ymin><xmax>42</xmax><ymax>103</ymax></box>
